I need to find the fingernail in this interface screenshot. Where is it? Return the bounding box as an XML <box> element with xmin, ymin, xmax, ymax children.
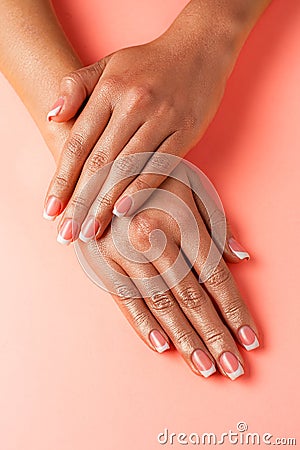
<box><xmin>228</xmin><ymin>237</ymin><xmax>250</xmax><ymax>260</ymax></box>
<box><xmin>47</xmin><ymin>97</ymin><xmax>64</xmax><ymax>121</ymax></box>
<box><xmin>43</xmin><ymin>196</ymin><xmax>62</xmax><ymax>220</ymax></box>
<box><xmin>192</xmin><ymin>349</ymin><xmax>216</xmax><ymax>378</ymax></box>
<box><xmin>238</xmin><ymin>325</ymin><xmax>259</xmax><ymax>351</ymax></box>
<box><xmin>79</xmin><ymin>217</ymin><xmax>100</xmax><ymax>243</ymax></box>
<box><xmin>113</xmin><ymin>196</ymin><xmax>133</xmax><ymax>217</ymax></box>
<box><xmin>149</xmin><ymin>330</ymin><xmax>170</xmax><ymax>353</ymax></box>
<box><xmin>57</xmin><ymin>219</ymin><xmax>79</xmax><ymax>245</ymax></box>
<box><xmin>219</xmin><ymin>352</ymin><xmax>244</xmax><ymax>380</ymax></box>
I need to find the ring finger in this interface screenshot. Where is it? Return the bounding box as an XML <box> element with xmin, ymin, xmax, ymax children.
<box><xmin>119</xmin><ymin>255</ymin><xmax>217</xmax><ymax>378</ymax></box>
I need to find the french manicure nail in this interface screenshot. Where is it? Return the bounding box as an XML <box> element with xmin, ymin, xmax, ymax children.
<box><xmin>149</xmin><ymin>330</ymin><xmax>170</xmax><ymax>353</ymax></box>
<box><xmin>43</xmin><ymin>196</ymin><xmax>62</xmax><ymax>220</ymax></box>
<box><xmin>219</xmin><ymin>352</ymin><xmax>244</xmax><ymax>380</ymax></box>
<box><xmin>113</xmin><ymin>195</ymin><xmax>133</xmax><ymax>217</ymax></box>
<box><xmin>79</xmin><ymin>217</ymin><xmax>100</xmax><ymax>243</ymax></box>
<box><xmin>228</xmin><ymin>237</ymin><xmax>250</xmax><ymax>260</ymax></box>
<box><xmin>192</xmin><ymin>349</ymin><xmax>216</xmax><ymax>378</ymax></box>
<box><xmin>47</xmin><ymin>97</ymin><xmax>64</xmax><ymax>121</ymax></box>
<box><xmin>238</xmin><ymin>325</ymin><xmax>259</xmax><ymax>351</ymax></box>
<box><xmin>57</xmin><ymin>219</ymin><xmax>79</xmax><ymax>245</ymax></box>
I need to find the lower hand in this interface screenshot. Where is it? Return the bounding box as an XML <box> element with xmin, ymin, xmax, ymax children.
<box><xmin>78</xmin><ymin>162</ymin><xmax>258</xmax><ymax>380</ymax></box>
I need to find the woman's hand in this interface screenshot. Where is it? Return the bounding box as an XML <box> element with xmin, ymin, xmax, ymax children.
<box><xmin>44</xmin><ymin>0</ymin><xmax>272</xmax><ymax>243</ymax></box>
<box><xmin>78</xmin><ymin>162</ymin><xmax>258</xmax><ymax>380</ymax></box>
<box><xmin>44</xmin><ymin>36</ymin><xmax>228</xmax><ymax>240</ymax></box>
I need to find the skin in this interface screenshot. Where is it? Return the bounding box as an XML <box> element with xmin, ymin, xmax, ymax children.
<box><xmin>80</xmin><ymin>163</ymin><xmax>259</xmax><ymax>377</ymax></box>
<box><xmin>0</xmin><ymin>0</ymin><xmax>80</xmax><ymax>158</ymax></box>
<box><xmin>42</xmin><ymin>0</ymin><xmax>272</xmax><ymax>243</ymax></box>
<box><xmin>0</xmin><ymin>0</ymin><xmax>266</xmax><ymax>377</ymax></box>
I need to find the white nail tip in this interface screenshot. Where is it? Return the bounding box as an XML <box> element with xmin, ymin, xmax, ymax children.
<box><xmin>79</xmin><ymin>232</ymin><xmax>92</xmax><ymax>243</ymax></box>
<box><xmin>47</xmin><ymin>105</ymin><xmax>62</xmax><ymax>121</ymax></box>
<box><xmin>200</xmin><ymin>365</ymin><xmax>217</xmax><ymax>378</ymax></box>
<box><xmin>243</xmin><ymin>336</ymin><xmax>260</xmax><ymax>351</ymax></box>
<box><xmin>43</xmin><ymin>211</ymin><xmax>56</xmax><ymax>221</ymax></box>
<box><xmin>112</xmin><ymin>206</ymin><xmax>125</xmax><ymax>218</ymax></box>
<box><xmin>156</xmin><ymin>343</ymin><xmax>170</xmax><ymax>353</ymax></box>
<box><xmin>226</xmin><ymin>362</ymin><xmax>244</xmax><ymax>380</ymax></box>
<box><xmin>231</xmin><ymin>250</ymin><xmax>250</xmax><ymax>260</ymax></box>
<box><xmin>57</xmin><ymin>234</ymin><xmax>71</xmax><ymax>245</ymax></box>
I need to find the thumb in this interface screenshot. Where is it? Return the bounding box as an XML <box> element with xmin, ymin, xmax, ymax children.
<box><xmin>47</xmin><ymin>57</ymin><xmax>109</xmax><ymax>122</ymax></box>
<box><xmin>194</xmin><ymin>189</ymin><xmax>250</xmax><ymax>264</ymax></box>
<box><xmin>222</xmin><ymin>221</ymin><xmax>250</xmax><ymax>264</ymax></box>
<box><xmin>188</xmin><ymin>166</ymin><xmax>250</xmax><ymax>264</ymax></box>
<box><xmin>199</xmin><ymin>200</ymin><xmax>250</xmax><ymax>264</ymax></box>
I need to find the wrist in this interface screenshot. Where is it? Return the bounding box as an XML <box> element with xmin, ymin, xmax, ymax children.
<box><xmin>159</xmin><ymin>0</ymin><xmax>271</xmax><ymax>79</ymax></box>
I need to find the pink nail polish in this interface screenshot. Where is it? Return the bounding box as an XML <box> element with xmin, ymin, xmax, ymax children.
<box><xmin>149</xmin><ymin>330</ymin><xmax>170</xmax><ymax>353</ymax></box>
<box><xmin>238</xmin><ymin>325</ymin><xmax>259</xmax><ymax>351</ymax></box>
<box><xmin>228</xmin><ymin>237</ymin><xmax>250</xmax><ymax>260</ymax></box>
<box><xmin>219</xmin><ymin>352</ymin><xmax>244</xmax><ymax>380</ymax></box>
<box><xmin>113</xmin><ymin>196</ymin><xmax>133</xmax><ymax>217</ymax></box>
<box><xmin>43</xmin><ymin>196</ymin><xmax>62</xmax><ymax>220</ymax></box>
<box><xmin>47</xmin><ymin>97</ymin><xmax>64</xmax><ymax>121</ymax></box>
<box><xmin>57</xmin><ymin>219</ymin><xmax>79</xmax><ymax>245</ymax></box>
<box><xmin>192</xmin><ymin>349</ymin><xmax>216</xmax><ymax>378</ymax></box>
<box><xmin>79</xmin><ymin>217</ymin><xmax>100</xmax><ymax>243</ymax></box>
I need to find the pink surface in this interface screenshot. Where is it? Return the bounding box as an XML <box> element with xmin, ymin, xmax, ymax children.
<box><xmin>0</xmin><ymin>0</ymin><xmax>299</xmax><ymax>449</ymax></box>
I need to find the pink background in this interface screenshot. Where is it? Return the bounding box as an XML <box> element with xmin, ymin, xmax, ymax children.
<box><xmin>0</xmin><ymin>0</ymin><xmax>299</xmax><ymax>448</ymax></box>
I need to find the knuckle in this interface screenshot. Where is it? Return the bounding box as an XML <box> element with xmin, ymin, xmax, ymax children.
<box><xmin>126</xmin><ymin>84</ymin><xmax>153</xmax><ymax>109</ymax></box>
<box><xmin>98</xmin><ymin>193</ymin><xmax>114</xmax><ymax>209</ymax></box>
<box><xmin>206</xmin><ymin>264</ymin><xmax>231</xmax><ymax>290</ymax></box>
<box><xmin>65</xmin><ymin>132</ymin><xmax>86</xmax><ymax>159</ymax></box>
<box><xmin>149</xmin><ymin>153</ymin><xmax>173</xmax><ymax>174</ymax></box>
<box><xmin>99</xmin><ymin>76</ymin><xmax>120</xmax><ymax>96</ymax></box>
<box><xmin>113</xmin><ymin>154</ymin><xmax>140</xmax><ymax>178</ymax></box>
<box><xmin>133</xmin><ymin>176</ymin><xmax>153</xmax><ymax>192</ymax></box>
<box><xmin>61</xmin><ymin>71</ymin><xmax>83</xmax><ymax>90</ymax></box>
<box><xmin>86</xmin><ymin>61</ymin><xmax>102</xmax><ymax>78</ymax></box>
<box><xmin>148</xmin><ymin>292</ymin><xmax>174</xmax><ymax>313</ymax></box>
<box><xmin>87</xmin><ymin>150</ymin><xmax>109</xmax><ymax>174</ymax></box>
<box><xmin>204</xmin><ymin>328</ymin><xmax>227</xmax><ymax>346</ymax></box>
<box><xmin>116</xmin><ymin>283</ymin><xmax>139</xmax><ymax>303</ymax></box>
<box><xmin>156</xmin><ymin>99</ymin><xmax>175</xmax><ymax>117</ymax></box>
<box><xmin>173</xmin><ymin>328</ymin><xmax>194</xmax><ymax>347</ymax></box>
<box><xmin>54</xmin><ymin>174</ymin><xmax>69</xmax><ymax>189</ymax></box>
<box><xmin>68</xmin><ymin>195</ymin><xmax>89</xmax><ymax>214</ymax></box>
<box><xmin>222</xmin><ymin>297</ymin><xmax>244</xmax><ymax>322</ymax></box>
<box><xmin>130</xmin><ymin>213</ymin><xmax>159</xmax><ymax>242</ymax></box>
<box><xmin>129</xmin><ymin>213</ymin><xmax>161</xmax><ymax>252</ymax></box>
<box><xmin>177</xmin><ymin>286</ymin><xmax>208</xmax><ymax>310</ymax></box>
<box><xmin>132</xmin><ymin>310</ymin><xmax>151</xmax><ymax>329</ymax></box>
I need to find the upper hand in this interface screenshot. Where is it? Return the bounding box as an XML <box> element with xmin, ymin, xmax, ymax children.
<box><xmin>43</xmin><ymin>34</ymin><xmax>230</xmax><ymax>243</ymax></box>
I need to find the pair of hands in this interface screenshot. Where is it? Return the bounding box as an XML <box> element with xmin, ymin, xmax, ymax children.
<box><xmin>44</xmin><ymin>34</ymin><xmax>259</xmax><ymax>380</ymax></box>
